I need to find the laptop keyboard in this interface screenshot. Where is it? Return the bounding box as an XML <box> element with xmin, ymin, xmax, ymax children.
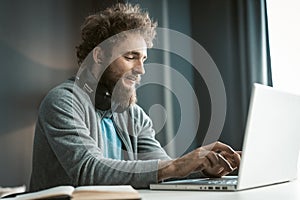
<box><xmin>207</xmin><ymin>178</ymin><xmax>238</xmax><ymax>185</ymax></box>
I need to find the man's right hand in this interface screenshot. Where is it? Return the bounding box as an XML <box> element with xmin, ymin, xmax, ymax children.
<box><xmin>158</xmin><ymin>141</ymin><xmax>241</xmax><ymax>181</ymax></box>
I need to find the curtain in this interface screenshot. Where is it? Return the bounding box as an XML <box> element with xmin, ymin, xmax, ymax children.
<box><xmin>191</xmin><ymin>0</ymin><xmax>272</xmax><ymax>150</ymax></box>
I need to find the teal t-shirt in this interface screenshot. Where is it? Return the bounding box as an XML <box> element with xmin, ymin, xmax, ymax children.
<box><xmin>99</xmin><ymin>116</ymin><xmax>122</xmax><ymax>159</ymax></box>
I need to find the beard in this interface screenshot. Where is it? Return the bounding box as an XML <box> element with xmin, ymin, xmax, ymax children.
<box><xmin>96</xmin><ymin>65</ymin><xmax>139</xmax><ymax>112</ymax></box>
<box><xmin>111</xmin><ymin>79</ymin><xmax>137</xmax><ymax>112</ymax></box>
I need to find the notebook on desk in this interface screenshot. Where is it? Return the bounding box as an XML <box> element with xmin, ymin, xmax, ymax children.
<box><xmin>150</xmin><ymin>83</ymin><xmax>300</xmax><ymax>191</ymax></box>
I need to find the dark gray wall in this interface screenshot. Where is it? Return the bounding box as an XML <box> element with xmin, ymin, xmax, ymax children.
<box><xmin>0</xmin><ymin>0</ymin><xmax>120</xmax><ymax>188</ymax></box>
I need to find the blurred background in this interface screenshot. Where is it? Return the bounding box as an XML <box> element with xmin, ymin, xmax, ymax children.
<box><xmin>0</xmin><ymin>0</ymin><xmax>299</xmax><ymax>189</ymax></box>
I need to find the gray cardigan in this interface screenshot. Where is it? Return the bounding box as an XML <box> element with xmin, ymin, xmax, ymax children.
<box><xmin>29</xmin><ymin>78</ymin><xmax>170</xmax><ymax>192</ymax></box>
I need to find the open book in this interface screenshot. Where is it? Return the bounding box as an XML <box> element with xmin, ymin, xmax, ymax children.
<box><xmin>9</xmin><ymin>185</ymin><xmax>141</xmax><ymax>200</ymax></box>
<box><xmin>0</xmin><ymin>185</ymin><xmax>26</xmax><ymax>198</ymax></box>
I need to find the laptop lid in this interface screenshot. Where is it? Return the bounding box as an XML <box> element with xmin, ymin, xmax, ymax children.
<box><xmin>237</xmin><ymin>83</ymin><xmax>300</xmax><ymax>190</ymax></box>
<box><xmin>150</xmin><ymin>83</ymin><xmax>300</xmax><ymax>191</ymax></box>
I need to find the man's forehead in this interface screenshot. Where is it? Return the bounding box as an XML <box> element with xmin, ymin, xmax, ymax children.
<box><xmin>112</xmin><ymin>33</ymin><xmax>147</xmax><ymax>56</ymax></box>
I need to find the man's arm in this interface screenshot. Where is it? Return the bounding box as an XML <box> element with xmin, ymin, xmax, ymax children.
<box><xmin>126</xmin><ymin>106</ymin><xmax>240</xmax><ymax>182</ymax></box>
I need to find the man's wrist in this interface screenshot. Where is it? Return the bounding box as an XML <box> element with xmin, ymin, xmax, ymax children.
<box><xmin>157</xmin><ymin>160</ymin><xmax>174</xmax><ymax>182</ymax></box>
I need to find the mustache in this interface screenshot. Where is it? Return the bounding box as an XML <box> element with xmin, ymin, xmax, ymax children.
<box><xmin>124</xmin><ymin>73</ymin><xmax>141</xmax><ymax>85</ymax></box>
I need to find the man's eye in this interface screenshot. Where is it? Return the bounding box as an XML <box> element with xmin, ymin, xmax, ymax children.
<box><xmin>125</xmin><ymin>55</ymin><xmax>134</xmax><ymax>60</ymax></box>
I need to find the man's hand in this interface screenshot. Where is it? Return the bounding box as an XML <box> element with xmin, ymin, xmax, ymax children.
<box><xmin>200</xmin><ymin>142</ymin><xmax>241</xmax><ymax>177</ymax></box>
<box><xmin>158</xmin><ymin>141</ymin><xmax>241</xmax><ymax>181</ymax></box>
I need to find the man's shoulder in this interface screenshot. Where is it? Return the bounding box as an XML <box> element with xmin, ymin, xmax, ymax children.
<box><xmin>48</xmin><ymin>78</ymin><xmax>76</xmax><ymax>94</ymax></box>
<box><xmin>41</xmin><ymin>78</ymin><xmax>90</xmax><ymax>108</ymax></box>
<box><xmin>46</xmin><ymin>78</ymin><xmax>88</xmax><ymax>99</ymax></box>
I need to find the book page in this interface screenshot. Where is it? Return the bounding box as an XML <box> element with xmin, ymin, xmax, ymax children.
<box><xmin>15</xmin><ymin>186</ymin><xmax>74</xmax><ymax>200</ymax></box>
<box><xmin>72</xmin><ymin>185</ymin><xmax>140</xmax><ymax>200</ymax></box>
<box><xmin>74</xmin><ymin>185</ymin><xmax>137</xmax><ymax>193</ymax></box>
<box><xmin>0</xmin><ymin>185</ymin><xmax>26</xmax><ymax>198</ymax></box>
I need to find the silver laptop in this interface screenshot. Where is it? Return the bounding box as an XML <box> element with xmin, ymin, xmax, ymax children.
<box><xmin>150</xmin><ymin>83</ymin><xmax>300</xmax><ymax>191</ymax></box>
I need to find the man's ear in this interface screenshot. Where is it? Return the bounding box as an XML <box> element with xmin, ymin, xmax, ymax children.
<box><xmin>92</xmin><ymin>46</ymin><xmax>103</xmax><ymax>64</ymax></box>
<box><xmin>91</xmin><ymin>46</ymin><xmax>104</xmax><ymax>79</ymax></box>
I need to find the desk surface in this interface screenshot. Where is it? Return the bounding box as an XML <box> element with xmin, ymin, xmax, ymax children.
<box><xmin>139</xmin><ymin>178</ymin><xmax>300</xmax><ymax>200</ymax></box>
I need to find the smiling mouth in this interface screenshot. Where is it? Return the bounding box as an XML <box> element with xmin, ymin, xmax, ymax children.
<box><xmin>124</xmin><ymin>75</ymin><xmax>140</xmax><ymax>86</ymax></box>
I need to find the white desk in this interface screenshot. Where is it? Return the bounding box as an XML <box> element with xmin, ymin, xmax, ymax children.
<box><xmin>139</xmin><ymin>178</ymin><xmax>300</xmax><ymax>200</ymax></box>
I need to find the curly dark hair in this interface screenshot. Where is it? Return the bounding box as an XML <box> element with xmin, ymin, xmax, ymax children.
<box><xmin>76</xmin><ymin>3</ymin><xmax>157</xmax><ymax>66</ymax></box>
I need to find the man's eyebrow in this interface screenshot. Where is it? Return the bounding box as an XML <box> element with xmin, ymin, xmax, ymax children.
<box><xmin>127</xmin><ymin>51</ymin><xmax>141</xmax><ymax>55</ymax></box>
<box><xmin>127</xmin><ymin>51</ymin><xmax>147</xmax><ymax>59</ymax></box>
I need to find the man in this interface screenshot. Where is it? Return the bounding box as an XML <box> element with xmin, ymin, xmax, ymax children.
<box><xmin>29</xmin><ymin>3</ymin><xmax>240</xmax><ymax>191</ymax></box>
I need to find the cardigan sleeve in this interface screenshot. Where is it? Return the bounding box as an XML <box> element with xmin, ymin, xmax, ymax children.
<box><xmin>134</xmin><ymin>106</ymin><xmax>171</xmax><ymax>160</ymax></box>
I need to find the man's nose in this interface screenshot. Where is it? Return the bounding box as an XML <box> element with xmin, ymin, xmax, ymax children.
<box><xmin>134</xmin><ymin>59</ymin><xmax>145</xmax><ymax>75</ymax></box>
